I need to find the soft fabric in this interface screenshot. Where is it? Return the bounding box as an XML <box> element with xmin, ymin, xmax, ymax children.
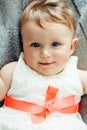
<box><xmin>73</xmin><ymin>0</ymin><xmax>87</xmax><ymax>15</ymax></box>
<box><xmin>0</xmin><ymin>53</ymin><xmax>87</xmax><ymax>130</ymax></box>
<box><xmin>0</xmin><ymin>0</ymin><xmax>30</xmax><ymax>69</ymax></box>
<box><xmin>72</xmin><ymin>1</ymin><xmax>87</xmax><ymax>123</ymax></box>
<box><xmin>72</xmin><ymin>0</ymin><xmax>87</xmax><ymax>70</ymax></box>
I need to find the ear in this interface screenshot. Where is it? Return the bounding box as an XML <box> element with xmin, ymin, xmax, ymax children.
<box><xmin>69</xmin><ymin>38</ymin><xmax>78</xmax><ymax>55</ymax></box>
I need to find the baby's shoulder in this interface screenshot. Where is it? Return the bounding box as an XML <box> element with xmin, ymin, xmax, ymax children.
<box><xmin>1</xmin><ymin>62</ymin><xmax>17</xmax><ymax>80</ymax></box>
<box><xmin>0</xmin><ymin>62</ymin><xmax>17</xmax><ymax>94</ymax></box>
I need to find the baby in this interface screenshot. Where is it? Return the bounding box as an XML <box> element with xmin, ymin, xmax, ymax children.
<box><xmin>0</xmin><ymin>0</ymin><xmax>87</xmax><ymax>129</ymax></box>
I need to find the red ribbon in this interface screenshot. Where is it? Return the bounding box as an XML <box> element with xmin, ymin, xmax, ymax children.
<box><xmin>5</xmin><ymin>86</ymin><xmax>79</xmax><ymax>124</ymax></box>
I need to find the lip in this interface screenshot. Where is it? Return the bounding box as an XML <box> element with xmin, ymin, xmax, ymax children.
<box><xmin>39</xmin><ymin>62</ymin><xmax>55</xmax><ymax>65</ymax></box>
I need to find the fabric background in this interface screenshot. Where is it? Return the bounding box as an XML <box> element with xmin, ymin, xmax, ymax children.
<box><xmin>72</xmin><ymin>0</ymin><xmax>87</xmax><ymax>124</ymax></box>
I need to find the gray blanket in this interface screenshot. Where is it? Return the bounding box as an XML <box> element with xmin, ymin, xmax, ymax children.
<box><xmin>0</xmin><ymin>0</ymin><xmax>30</xmax><ymax>69</ymax></box>
<box><xmin>73</xmin><ymin>0</ymin><xmax>87</xmax><ymax>15</ymax></box>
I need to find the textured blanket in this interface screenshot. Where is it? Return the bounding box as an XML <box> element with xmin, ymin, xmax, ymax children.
<box><xmin>73</xmin><ymin>0</ymin><xmax>87</xmax><ymax>15</ymax></box>
<box><xmin>0</xmin><ymin>0</ymin><xmax>30</xmax><ymax>69</ymax></box>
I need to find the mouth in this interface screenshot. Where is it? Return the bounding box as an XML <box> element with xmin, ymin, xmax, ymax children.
<box><xmin>39</xmin><ymin>62</ymin><xmax>55</xmax><ymax>66</ymax></box>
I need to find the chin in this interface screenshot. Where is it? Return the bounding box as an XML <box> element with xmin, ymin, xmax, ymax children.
<box><xmin>38</xmin><ymin>71</ymin><xmax>58</xmax><ymax>76</ymax></box>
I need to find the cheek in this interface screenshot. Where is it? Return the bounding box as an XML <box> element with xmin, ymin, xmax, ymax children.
<box><xmin>24</xmin><ymin>51</ymin><xmax>37</xmax><ymax>65</ymax></box>
<box><xmin>54</xmin><ymin>50</ymin><xmax>66</xmax><ymax>57</ymax></box>
<box><xmin>54</xmin><ymin>50</ymin><xmax>70</xmax><ymax>61</ymax></box>
<box><xmin>55</xmin><ymin>47</ymin><xmax>70</xmax><ymax>56</ymax></box>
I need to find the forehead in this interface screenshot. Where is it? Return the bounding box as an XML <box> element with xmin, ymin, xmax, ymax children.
<box><xmin>21</xmin><ymin>21</ymin><xmax>72</xmax><ymax>38</ymax></box>
<box><xmin>21</xmin><ymin>21</ymin><xmax>73</xmax><ymax>46</ymax></box>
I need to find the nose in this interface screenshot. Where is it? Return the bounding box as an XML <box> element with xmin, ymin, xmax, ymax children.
<box><xmin>40</xmin><ymin>47</ymin><xmax>51</xmax><ymax>58</ymax></box>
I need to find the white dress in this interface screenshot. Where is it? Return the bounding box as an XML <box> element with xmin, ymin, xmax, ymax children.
<box><xmin>0</xmin><ymin>53</ymin><xmax>87</xmax><ymax>130</ymax></box>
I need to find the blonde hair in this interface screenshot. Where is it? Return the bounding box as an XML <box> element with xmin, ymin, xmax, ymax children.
<box><xmin>20</xmin><ymin>0</ymin><xmax>76</xmax><ymax>34</ymax></box>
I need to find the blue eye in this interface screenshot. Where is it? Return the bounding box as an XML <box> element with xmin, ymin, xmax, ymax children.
<box><xmin>52</xmin><ymin>42</ymin><xmax>61</xmax><ymax>47</ymax></box>
<box><xmin>31</xmin><ymin>42</ymin><xmax>40</xmax><ymax>47</ymax></box>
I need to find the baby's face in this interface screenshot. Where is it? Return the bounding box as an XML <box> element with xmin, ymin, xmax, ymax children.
<box><xmin>21</xmin><ymin>21</ymin><xmax>76</xmax><ymax>76</ymax></box>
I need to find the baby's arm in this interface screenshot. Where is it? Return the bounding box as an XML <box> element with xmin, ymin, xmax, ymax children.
<box><xmin>0</xmin><ymin>62</ymin><xmax>17</xmax><ymax>101</ymax></box>
<box><xmin>78</xmin><ymin>69</ymin><xmax>87</xmax><ymax>95</ymax></box>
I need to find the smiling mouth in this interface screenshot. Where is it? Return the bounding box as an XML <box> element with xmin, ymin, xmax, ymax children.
<box><xmin>39</xmin><ymin>62</ymin><xmax>55</xmax><ymax>65</ymax></box>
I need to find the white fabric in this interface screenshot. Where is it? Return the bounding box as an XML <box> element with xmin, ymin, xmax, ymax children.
<box><xmin>0</xmin><ymin>52</ymin><xmax>87</xmax><ymax>130</ymax></box>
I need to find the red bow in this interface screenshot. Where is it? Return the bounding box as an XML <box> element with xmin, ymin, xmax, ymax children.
<box><xmin>31</xmin><ymin>86</ymin><xmax>58</xmax><ymax>123</ymax></box>
<box><xmin>5</xmin><ymin>86</ymin><xmax>79</xmax><ymax>124</ymax></box>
